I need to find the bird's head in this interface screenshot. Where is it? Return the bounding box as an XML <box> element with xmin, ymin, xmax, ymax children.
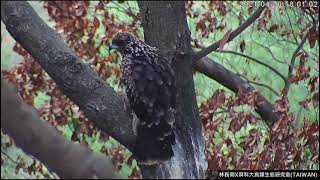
<box><xmin>109</xmin><ymin>32</ymin><xmax>136</xmax><ymax>54</ymax></box>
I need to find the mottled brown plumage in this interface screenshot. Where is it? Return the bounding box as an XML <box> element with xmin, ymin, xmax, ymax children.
<box><xmin>109</xmin><ymin>32</ymin><xmax>176</xmax><ymax>164</ymax></box>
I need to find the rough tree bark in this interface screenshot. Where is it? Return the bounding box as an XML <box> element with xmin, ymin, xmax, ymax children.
<box><xmin>138</xmin><ymin>1</ymin><xmax>206</xmax><ymax>178</ymax></box>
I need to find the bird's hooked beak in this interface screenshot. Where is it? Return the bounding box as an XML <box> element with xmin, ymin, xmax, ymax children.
<box><xmin>109</xmin><ymin>43</ymin><xmax>118</xmax><ymax>53</ymax></box>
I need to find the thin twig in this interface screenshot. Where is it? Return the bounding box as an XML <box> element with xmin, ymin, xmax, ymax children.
<box><xmin>194</xmin><ymin>1</ymin><xmax>267</xmax><ymax>60</ymax></box>
<box><xmin>283</xmin><ymin>22</ymin><xmax>317</xmax><ymax>96</ymax></box>
<box><xmin>216</xmin><ymin>50</ymin><xmax>287</xmax><ymax>81</ymax></box>
<box><xmin>285</xmin><ymin>6</ymin><xmax>298</xmax><ymax>44</ymax></box>
<box><xmin>252</xmin><ymin>40</ymin><xmax>287</xmax><ymax>65</ymax></box>
<box><xmin>1</xmin><ymin>151</ymin><xmax>19</xmax><ymax>164</ymax></box>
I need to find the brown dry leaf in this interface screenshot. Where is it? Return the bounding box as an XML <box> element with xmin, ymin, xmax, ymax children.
<box><xmin>219</xmin><ymin>29</ymin><xmax>232</xmax><ymax>51</ymax></box>
<box><xmin>240</xmin><ymin>40</ymin><xmax>245</xmax><ymax>53</ymax></box>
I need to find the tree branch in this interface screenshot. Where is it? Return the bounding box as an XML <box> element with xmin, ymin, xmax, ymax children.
<box><xmin>194</xmin><ymin>3</ymin><xmax>267</xmax><ymax>60</ymax></box>
<box><xmin>1</xmin><ymin>1</ymin><xmax>136</xmax><ymax>154</ymax></box>
<box><xmin>1</xmin><ymin>77</ymin><xmax>118</xmax><ymax>179</ymax></box>
<box><xmin>217</xmin><ymin>50</ymin><xmax>286</xmax><ymax>81</ymax></box>
<box><xmin>194</xmin><ymin>56</ymin><xmax>278</xmax><ymax>126</ymax></box>
<box><xmin>283</xmin><ymin>22</ymin><xmax>316</xmax><ymax>96</ymax></box>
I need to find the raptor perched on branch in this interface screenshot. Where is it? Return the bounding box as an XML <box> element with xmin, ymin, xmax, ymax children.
<box><xmin>109</xmin><ymin>32</ymin><xmax>176</xmax><ymax>165</ymax></box>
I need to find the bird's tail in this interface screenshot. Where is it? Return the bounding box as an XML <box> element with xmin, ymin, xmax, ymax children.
<box><xmin>133</xmin><ymin>114</ymin><xmax>175</xmax><ymax>165</ymax></box>
<box><xmin>134</xmin><ymin>132</ymin><xmax>174</xmax><ymax>165</ymax></box>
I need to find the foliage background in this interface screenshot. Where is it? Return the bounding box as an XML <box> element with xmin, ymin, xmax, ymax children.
<box><xmin>1</xmin><ymin>1</ymin><xmax>319</xmax><ymax>178</ymax></box>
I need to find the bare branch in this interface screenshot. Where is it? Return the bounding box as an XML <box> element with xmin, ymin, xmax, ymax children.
<box><xmin>216</xmin><ymin>50</ymin><xmax>287</xmax><ymax>81</ymax></box>
<box><xmin>1</xmin><ymin>78</ymin><xmax>118</xmax><ymax>179</ymax></box>
<box><xmin>283</xmin><ymin>22</ymin><xmax>317</xmax><ymax>96</ymax></box>
<box><xmin>194</xmin><ymin>55</ymin><xmax>278</xmax><ymax>126</ymax></box>
<box><xmin>194</xmin><ymin>3</ymin><xmax>267</xmax><ymax>60</ymax></box>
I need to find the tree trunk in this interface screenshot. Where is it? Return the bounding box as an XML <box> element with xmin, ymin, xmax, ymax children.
<box><xmin>1</xmin><ymin>1</ymin><xmax>207</xmax><ymax>178</ymax></box>
<box><xmin>137</xmin><ymin>2</ymin><xmax>207</xmax><ymax>178</ymax></box>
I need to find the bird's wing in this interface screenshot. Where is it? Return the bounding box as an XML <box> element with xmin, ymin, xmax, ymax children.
<box><xmin>122</xmin><ymin>53</ymin><xmax>176</xmax><ymax>162</ymax></box>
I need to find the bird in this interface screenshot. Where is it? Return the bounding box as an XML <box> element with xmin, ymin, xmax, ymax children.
<box><xmin>109</xmin><ymin>32</ymin><xmax>176</xmax><ymax>165</ymax></box>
